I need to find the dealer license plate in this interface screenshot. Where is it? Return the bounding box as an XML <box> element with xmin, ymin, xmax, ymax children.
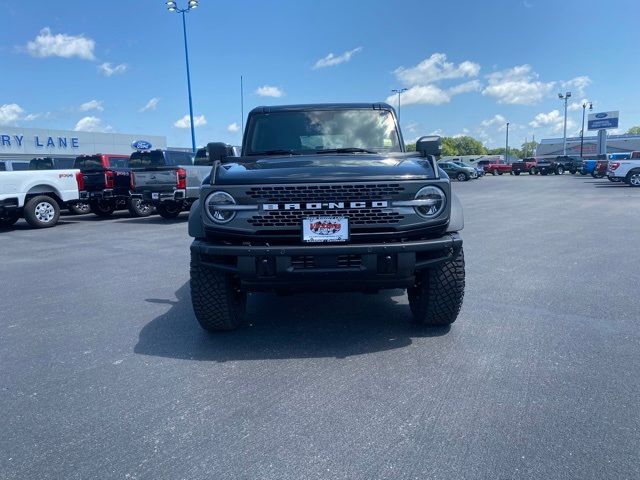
<box><xmin>302</xmin><ymin>216</ymin><xmax>349</xmax><ymax>243</ymax></box>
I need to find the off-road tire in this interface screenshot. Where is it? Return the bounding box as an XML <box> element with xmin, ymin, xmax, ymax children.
<box><xmin>493</xmin><ymin>168</ymin><xmax>499</xmax><ymax>175</ymax></box>
<box><xmin>408</xmin><ymin>247</ymin><xmax>465</xmax><ymax>326</ymax></box>
<box><xmin>90</xmin><ymin>200</ymin><xmax>115</xmax><ymax>217</ymax></box>
<box><xmin>556</xmin><ymin>166</ymin><xmax>564</xmax><ymax>175</ymax></box>
<box><xmin>498</xmin><ymin>171</ymin><xmax>503</xmax><ymax>175</ymax></box>
<box><xmin>0</xmin><ymin>211</ymin><xmax>20</xmax><ymax>227</ymax></box>
<box><xmin>24</xmin><ymin>195</ymin><xmax>60</xmax><ymax>228</ymax></box>
<box><xmin>190</xmin><ymin>256</ymin><xmax>246</xmax><ymax>332</ymax></box>
<box><xmin>67</xmin><ymin>201</ymin><xmax>91</xmax><ymax>215</ymax></box>
<box><xmin>513</xmin><ymin>171</ymin><xmax>521</xmax><ymax>176</ymax></box>
<box><xmin>157</xmin><ymin>201</ymin><xmax>182</xmax><ymax>219</ymax></box>
<box><xmin>128</xmin><ymin>198</ymin><xmax>154</xmax><ymax>217</ymax></box>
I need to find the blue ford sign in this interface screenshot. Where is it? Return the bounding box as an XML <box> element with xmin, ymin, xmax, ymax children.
<box><xmin>131</xmin><ymin>140</ymin><xmax>152</xmax><ymax>150</ymax></box>
<box><xmin>588</xmin><ymin>111</ymin><xmax>619</xmax><ymax>131</ymax></box>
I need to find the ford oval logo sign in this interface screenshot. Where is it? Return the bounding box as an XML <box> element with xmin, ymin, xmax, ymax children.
<box><xmin>595</xmin><ymin>113</ymin><xmax>607</xmax><ymax>119</ymax></box>
<box><xmin>131</xmin><ymin>140</ymin><xmax>152</xmax><ymax>150</ymax></box>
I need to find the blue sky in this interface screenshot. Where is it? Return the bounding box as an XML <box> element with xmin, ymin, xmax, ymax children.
<box><xmin>1</xmin><ymin>0</ymin><xmax>638</xmax><ymax>149</ymax></box>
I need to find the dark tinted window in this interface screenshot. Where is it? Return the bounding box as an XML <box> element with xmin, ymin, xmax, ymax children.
<box><xmin>129</xmin><ymin>151</ymin><xmax>166</xmax><ymax>168</ymax></box>
<box><xmin>0</xmin><ymin>162</ymin><xmax>5</xmax><ymax>171</ymax></box>
<box><xmin>11</xmin><ymin>162</ymin><xmax>29</xmax><ymax>171</ymax></box>
<box><xmin>29</xmin><ymin>158</ymin><xmax>55</xmax><ymax>170</ymax></box>
<box><xmin>166</xmin><ymin>151</ymin><xmax>193</xmax><ymax>166</ymax></box>
<box><xmin>107</xmin><ymin>156</ymin><xmax>129</xmax><ymax>168</ymax></box>
<box><xmin>54</xmin><ymin>158</ymin><xmax>75</xmax><ymax>168</ymax></box>
<box><xmin>194</xmin><ymin>148</ymin><xmax>213</xmax><ymax>166</ymax></box>
<box><xmin>74</xmin><ymin>156</ymin><xmax>104</xmax><ymax>170</ymax></box>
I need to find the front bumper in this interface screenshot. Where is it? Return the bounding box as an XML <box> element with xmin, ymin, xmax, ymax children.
<box><xmin>0</xmin><ymin>197</ymin><xmax>19</xmax><ymax>214</ymax></box>
<box><xmin>191</xmin><ymin>233</ymin><xmax>463</xmax><ymax>291</ymax></box>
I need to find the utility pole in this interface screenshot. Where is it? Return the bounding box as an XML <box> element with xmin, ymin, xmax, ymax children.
<box><xmin>391</xmin><ymin>88</ymin><xmax>408</xmax><ymax>125</ymax></box>
<box><xmin>580</xmin><ymin>101</ymin><xmax>593</xmax><ymax>158</ymax></box>
<box><xmin>558</xmin><ymin>91</ymin><xmax>572</xmax><ymax>156</ymax></box>
<box><xmin>505</xmin><ymin>122</ymin><xmax>510</xmax><ymax>162</ymax></box>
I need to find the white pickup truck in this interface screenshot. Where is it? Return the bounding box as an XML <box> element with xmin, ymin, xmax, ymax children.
<box><xmin>0</xmin><ymin>170</ymin><xmax>81</xmax><ymax>228</ymax></box>
<box><xmin>607</xmin><ymin>151</ymin><xmax>640</xmax><ymax>186</ymax></box>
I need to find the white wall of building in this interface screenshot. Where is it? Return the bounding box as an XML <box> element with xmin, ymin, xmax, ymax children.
<box><xmin>0</xmin><ymin>126</ymin><xmax>167</xmax><ymax>160</ymax></box>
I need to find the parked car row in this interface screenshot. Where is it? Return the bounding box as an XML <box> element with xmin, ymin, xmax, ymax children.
<box><xmin>0</xmin><ymin>148</ymin><xmax>224</xmax><ymax>229</ymax></box>
<box><xmin>476</xmin><ymin>153</ymin><xmax>640</xmax><ymax>184</ymax></box>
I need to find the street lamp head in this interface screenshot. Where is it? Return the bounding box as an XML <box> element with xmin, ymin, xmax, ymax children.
<box><xmin>188</xmin><ymin>0</ymin><xmax>198</xmax><ymax>8</ymax></box>
<box><xmin>166</xmin><ymin>1</ymin><xmax>177</xmax><ymax>11</ymax></box>
<box><xmin>589</xmin><ymin>102</ymin><xmax>593</xmax><ymax>110</ymax></box>
<box><xmin>566</xmin><ymin>91</ymin><xmax>572</xmax><ymax>98</ymax></box>
<box><xmin>558</xmin><ymin>93</ymin><xmax>563</xmax><ymax>99</ymax></box>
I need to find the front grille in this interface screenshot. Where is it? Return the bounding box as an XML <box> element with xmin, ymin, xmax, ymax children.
<box><xmin>291</xmin><ymin>254</ymin><xmax>363</xmax><ymax>270</ymax></box>
<box><xmin>248</xmin><ymin>209</ymin><xmax>403</xmax><ymax>227</ymax></box>
<box><xmin>245</xmin><ymin>183</ymin><xmax>406</xmax><ymax>202</ymax></box>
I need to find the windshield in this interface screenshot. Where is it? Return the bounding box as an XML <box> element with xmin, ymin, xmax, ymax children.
<box><xmin>129</xmin><ymin>151</ymin><xmax>166</xmax><ymax>168</ymax></box>
<box><xmin>245</xmin><ymin>109</ymin><xmax>401</xmax><ymax>155</ymax></box>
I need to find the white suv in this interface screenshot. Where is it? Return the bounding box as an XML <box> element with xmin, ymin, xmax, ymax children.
<box><xmin>607</xmin><ymin>151</ymin><xmax>640</xmax><ymax>186</ymax></box>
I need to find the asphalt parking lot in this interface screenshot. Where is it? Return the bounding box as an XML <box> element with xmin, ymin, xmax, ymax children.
<box><xmin>1</xmin><ymin>174</ymin><xmax>639</xmax><ymax>480</ymax></box>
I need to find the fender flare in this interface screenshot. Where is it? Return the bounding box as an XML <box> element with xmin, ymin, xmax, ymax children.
<box><xmin>188</xmin><ymin>199</ymin><xmax>205</xmax><ymax>238</ymax></box>
<box><xmin>446</xmin><ymin>192</ymin><xmax>464</xmax><ymax>232</ymax></box>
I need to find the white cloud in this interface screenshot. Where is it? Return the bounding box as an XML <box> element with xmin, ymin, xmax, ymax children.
<box><xmin>452</xmin><ymin>128</ymin><xmax>470</xmax><ymax>138</ymax></box>
<box><xmin>482</xmin><ymin>65</ymin><xmax>555</xmax><ymax>105</ymax></box>
<box><xmin>447</xmin><ymin>80</ymin><xmax>482</xmax><ymax>95</ymax></box>
<box><xmin>26</xmin><ymin>27</ymin><xmax>95</xmax><ymax>60</ymax></box>
<box><xmin>386</xmin><ymin>85</ymin><xmax>450</xmax><ymax>106</ymax></box>
<box><xmin>481</xmin><ymin>114</ymin><xmax>507</xmax><ymax>128</ymax></box>
<box><xmin>174</xmin><ymin>114</ymin><xmax>207</xmax><ymax>129</ymax></box>
<box><xmin>98</xmin><ymin>62</ymin><xmax>128</xmax><ymax>76</ymax></box>
<box><xmin>139</xmin><ymin>97</ymin><xmax>160</xmax><ymax>112</ymax></box>
<box><xmin>313</xmin><ymin>47</ymin><xmax>362</xmax><ymax>69</ymax></box>
<box><xmin>394</xmin><ymin>53</ymin><xmax>480</xmax><ymax>85</ymax></box>
<box><xmin>0</xmin><ymin>104</ymin><xmax>25</xmax><ymax>125</ymax></box>
<box><xmin>255</xmin><ymin>85</ymin><xmax>284</xmax><ymax>97</ymax></box>
<box><xmin>227</xmin><ymin>122</ymin><xmax>240</xmax><ymax>133</ymax></box>
<box><xmin>562</xmin><ymin>76</ymin><xmax>591</xmax><ymax>97</ymax></box>
<box><xmin>0</xmin><ymin>103</ymin><xmax>46</xmax><ymax>125</ymax></box>
<box><xmin>529</xmin><ymin>109</ymin><xmax>576</xmax><ymax>134</ymax></box>
<box><xmin>74</xmin><ymin>116</ymin><xmax>114</xmax><ymax>133</ymax></box>
<box><xmin>79</xmin><ymin>99</ymin><xmax>103</xmax><ymax>112</ymax></box>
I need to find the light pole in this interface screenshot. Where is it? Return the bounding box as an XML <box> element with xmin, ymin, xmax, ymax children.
<box><xmin>558</xmin><ymin>91</ymin><xmax>572</xmax><ymax>156</ymax></box>
<box><xmin>580</xmin><ymin>101</ymin><xmax>593</xmax><ymax>158</ymax></box>
<box><xmin>505</xmin><ymin>122</ymin><xmax>510</xmax><ymax>162</ymax></box>
<box><xmin>391</xmin><ymin>88</ymin><xmax>408</xmax><ymax>125</ymax></box>
<box><xmin>166</xmin><ymin>0</ymin><xmax>199</xmax><ymax>154</ymax></box>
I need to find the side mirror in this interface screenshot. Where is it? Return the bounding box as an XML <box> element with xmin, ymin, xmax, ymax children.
<box><xmin>416</xmin><ymin>135</ymin><xmax>442</xmax><ymax>157</ymax></box>
<box><xmin>207</xmin><ymin>142</ymin><xmax>236</xmax><ymax>162</ymax></box>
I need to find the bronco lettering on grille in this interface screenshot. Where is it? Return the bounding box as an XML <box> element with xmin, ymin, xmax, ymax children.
<box><xmin>262</xmin><ymin>201</ymin><xmax>389</xmax><ymax>211</ymax></box>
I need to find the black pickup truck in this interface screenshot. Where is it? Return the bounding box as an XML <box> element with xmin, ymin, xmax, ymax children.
<box><xmin>188</xmin><ymin>103</ymin><xmax>466</xmax><ymax>332</ymax></box>
<box><xmin>554</xmin><ymin>155</ymin><xmax>583</xmax><ymax>174</ymax></box>
<box><xmin>129</xmin><ymin>150</ymin><xmax>198</xmax><ymax>218</ymax></box>
<box><xmin>75</xmin><ymin>154</ymin><xmax>153</xmax><ymax>217</ymax></box>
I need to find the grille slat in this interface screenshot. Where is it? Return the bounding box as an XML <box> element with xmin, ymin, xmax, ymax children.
<box><xmin>246</xmin><ymin>183</ymin><xmax>406</xmax><ymax>203</ymax></box>
<box><xmin>249</xmin><ymin>209</ymin><xmax>403</xmax><ymax>227</ymax></box>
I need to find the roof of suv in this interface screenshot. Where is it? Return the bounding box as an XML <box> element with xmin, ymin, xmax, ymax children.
<box><xmin>250</xmin><ymin>103</ymin><xmax>395</xmax><ymax>113</ymax></box>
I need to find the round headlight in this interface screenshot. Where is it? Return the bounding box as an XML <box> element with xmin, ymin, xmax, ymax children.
<box><xmin>205</xmin><ymin>191</ymin><xmax>236</xmax><ymax>224</ymax></box>
<box><xmin>414</xmin><ymin>186</ymin><xmax>446</xmax><ymax>218</ymax></box>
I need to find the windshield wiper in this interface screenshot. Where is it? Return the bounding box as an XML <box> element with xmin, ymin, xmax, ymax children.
<box><xmin>315</xmin><ymin>147</ymin><xmax>378</xmax><ymax>154</ymax></box>
<box><xmin>247</xmin><ymin>149</ymin><xmax>301</xmax><ymax>156</ymax></box>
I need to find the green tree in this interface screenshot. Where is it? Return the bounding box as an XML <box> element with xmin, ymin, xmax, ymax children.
<box><xmin>441</xmin><ymin>137</ymin><xmax>458</xmax><ymax>156</ymax></box>
<box><xmin>449</xmin><ymin>136</ymin><xmax>487</xmax><ymax>156</ymax></box>
<box><xmin>488</xmin><ymin>147</ymin><xmax>523</xmax><ymax>159</ymax></box>
<box><xmin>627</xmin><ymin>126</ymin><xmax>640</xmax><ymax>135</ymax></box>
<box><xmin>521</xmin><ymin>140</ymin><xmax>538</xmax><ymax>157</ymax></box>
<box><xmin>405</xmin><ymin>143</ymin><xmax>416</xmax><ymax>152</ymax></box>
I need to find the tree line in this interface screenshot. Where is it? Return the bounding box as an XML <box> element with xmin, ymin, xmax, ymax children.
<box><xmin>406</xmin><ymin>126</ymin><xmax>640</xmax><ymax>158</ymax></box>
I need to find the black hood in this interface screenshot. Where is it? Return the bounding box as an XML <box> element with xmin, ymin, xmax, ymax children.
<box><xmin>214</xmin><ymin>153</ymin><xmax>436</xmax><ymax>185</ymax></box>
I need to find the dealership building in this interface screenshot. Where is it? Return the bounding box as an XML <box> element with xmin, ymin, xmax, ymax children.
<box><xmin>536</xmin><ymin>133</ymin><xmax>640</xmax><ymax>158</ymax></box>
<box><xmin>0</xmin><ymin>126</ymin><xmax>167</xmax><ymax>163</ymax></box>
